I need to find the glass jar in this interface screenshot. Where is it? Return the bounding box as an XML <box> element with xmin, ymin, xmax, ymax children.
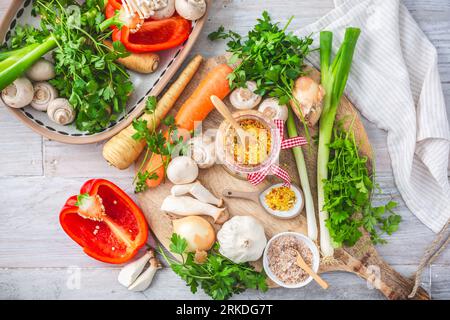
<box><xmin>215</xmin><ymin>110</ymin><xmax>281</xmax><ymax>180</ymax></box>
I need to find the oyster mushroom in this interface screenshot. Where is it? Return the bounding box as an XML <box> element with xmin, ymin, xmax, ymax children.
<box><xmin>47</xmin><ymin>98</ymin><xmax>76</xmax><ymax>125</ymax></box>
<box><xmin>290</xmin><ymin>76</ymin><xmax>325</xmax><ymax>127</ymax></box>
<box><xmin>175</xmin><ymin>0</ymin><xmax>206</xmax><ymax>20</ymax></box>
<box><xmin>1</xmin><ymin>77</ymin><xmax>34</xmax><ymax>109</ymax></box>
<box><xmin>153</xmin><ymin>0</ymin><xmax>176</xmax><ymax>19</ymax></box>
<box><xmin>26</xmin><ymin>59</ymin><xmax>55</xmax><ymax>82</ymax></box>
<box><xmin>258</xmin><ymin>98</ymin><xmax>288</xmax><ymax>121</ymax></box>
<box><xmin>31</xmin><ymin>82</ymin><xmax>58</xmax><ymax>112</ymax></box>
<box><xmin>229</xmin><ymin>81</ymin><xmax>262</xmax><ymax>110</ymax></box>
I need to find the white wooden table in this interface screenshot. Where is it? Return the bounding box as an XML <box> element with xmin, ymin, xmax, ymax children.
<box><xmin>0</xmin><ymin>0</ymin><xmax>449</xmax><ymax>300</ymax></box>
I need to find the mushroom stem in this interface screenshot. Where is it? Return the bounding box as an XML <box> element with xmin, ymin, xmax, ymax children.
<box><xmin>170</xmin><ymin>181</ymin><xmax>223</xmax><ymax>207</ymax></box>
<box><xmin>127</xmin><ymin>249</ymin><xmax>162</xmax><ymax>292</ymax></box>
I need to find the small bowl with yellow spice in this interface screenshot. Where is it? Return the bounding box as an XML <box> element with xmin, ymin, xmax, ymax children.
<box><xmin>260</xmin><ymin>183</ymin><xmax>304</xmax><ymax>219</ymax></box>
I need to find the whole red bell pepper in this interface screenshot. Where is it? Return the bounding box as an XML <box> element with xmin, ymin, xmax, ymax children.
<box><xmin>60</xmin><ymin>179</ymin><xmax>148</xmax><ymax>264</ymax></box>
<box><xmin>106</xmin><ymin>1</ymin><xmax>191</xmax><ymax>53</ymax></box>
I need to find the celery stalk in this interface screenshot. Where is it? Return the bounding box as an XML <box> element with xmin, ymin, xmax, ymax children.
<box><xmin>0</xmin><ymin>36</ymin><xmax>57</xmax><ymax>90</ymax></box>
<box><xmin>287</xmin><ymin>107</ymin><xmax>317</xmax><ymax>241</ymax></box>
<box><xmin>317</xmin><ymin>28</ymin><xmax>360</xmax><ymax>258</ymax></box>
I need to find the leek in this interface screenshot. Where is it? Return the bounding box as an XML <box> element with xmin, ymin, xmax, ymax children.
<box><xmin>287</xmin><ymin>107</ymin><xmax>317</xmax><ymax>241</ymax></box>
<box><xmin>317</xmin><ymin>28</ymin><xmax>360</xmax><ymax>258</ymax></box>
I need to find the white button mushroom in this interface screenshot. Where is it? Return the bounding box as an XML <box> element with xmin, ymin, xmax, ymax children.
<box><xmin>187</xmin><ymin>136</ymin><xmax>216</xmax><ymax>169</ymax></box>
<box><xmin>152</xmin><ymin>0</ymin><xmax>175</xmax><ymax>19</ymax></box>
<box><xmin>47</xmin><ymin>98</ymin><xmax>76</xmax><ymax>125</ymax></box>
<box><xmin>166</xmin><ymin>155</ymin><xmax>199</xmax><ymax>185</ymax></box>
<box><xmin>258</xmin><ymin>98</ymin><xmax>288</xmax><ymax>122</ymax></box>
<box><xmin>31</xmin><ymin>82</ymin><xmax>58</xmax><ymax>112</ymax></box>
<box><xmin>26</xmin><ymin>59</ymin><xmax>55</xmax><ymax>82</ymax></box>
<box><xmin>1</xmin><ymin>77</ymin><xmax>34</xmax><ymax>109</ymax></box>
<box><xmin>229</xmin><ymin>81</ymin><xmax>262</xmax><ymax>110</ymax></box>
<box><xmin>175</xmin><ymin>0</ymin><xmax>206</xmax><ymax>21</ymax></box>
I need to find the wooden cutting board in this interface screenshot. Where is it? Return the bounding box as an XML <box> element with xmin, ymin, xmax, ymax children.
<box><xmin>137</xmin><ymin>56</ymin><xmax>430</xmax><ymax>300</ymax></box>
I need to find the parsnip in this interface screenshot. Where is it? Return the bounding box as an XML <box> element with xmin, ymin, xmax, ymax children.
<box><xmin>102</xmin><ymin>55</ymin><xmax>203</xmax><ymax>169</ymax></box>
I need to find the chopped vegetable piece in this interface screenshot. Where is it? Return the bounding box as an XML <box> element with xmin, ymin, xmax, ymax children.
<box><xmin>59</xmin><ymin>179</ymin><xmax>148</xmax><ymax>264</ymax></box>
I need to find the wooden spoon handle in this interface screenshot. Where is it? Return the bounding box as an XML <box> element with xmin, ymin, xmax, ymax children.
<box><xmin>296</xmin><ymin>254</ymin><xmax>329</xmax><ymax>289</ymax></box>
<box><xmin>210</xmin><ymin>95</ymin><xmax>242</xmax><ymax>129</ymax></box>
<box><xmin>222</xmin><ymin>189</ymin><xmax>260</xmax><ymax>203</ymax></box>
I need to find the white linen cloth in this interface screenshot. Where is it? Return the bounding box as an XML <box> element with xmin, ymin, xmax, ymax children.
<box><xmin>295</xmin><ymin>0</ymin><xmax>450</xmax><ymax>232</ymax></box>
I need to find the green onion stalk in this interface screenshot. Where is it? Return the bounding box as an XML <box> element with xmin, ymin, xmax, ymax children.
<box><xmin>317</xmin><ymin>28</ymin><xmax>360</xmax><ymax>258</ymax></box>
<box><xmin>286</xmin><ymin>107</ymin><xmax>317</xmax><ymax>241</ymax></box>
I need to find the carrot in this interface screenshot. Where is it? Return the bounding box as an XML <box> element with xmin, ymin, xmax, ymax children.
<box><xmin>175</xmin><ymin>63</ymin><xmax>233</xmax><ymax>131</ymax></box>
<box><xmin>143</xmin><ymin>63</ymin><xmax>233</xmax><ymax>188</ymax></box>
<box><xmin>145</xmin><ymin>154</ymin><xmax>165</xmax><ymax>188</ymax></box>
<box><xmin>102</xmin><ymin>55</ymin><xmax>203</xmax><ymax>170</ymax></box>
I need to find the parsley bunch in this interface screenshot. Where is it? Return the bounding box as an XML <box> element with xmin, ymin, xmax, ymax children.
<box><xmin>7</xmin><ymin>0</ymin><xmax>133</xmax><ymax>133</ymax></box>
<box><xmin>209</xmin><ymin>11</ymin><xmax>312</xmax><ymax>107</ymax></box>
<box><xmin>160</xmin><ymin>234</ymin><xmax>268</xmax><ymax>300</ymax></box>
<box><xmin>323</xmin><ymin>124</ymin><xmax>401</xmax><ymax>246</ymax></box>
<box><xmin>132</xmin><ymin>97</ymin><xmax>186</xmax><ymax>193</ymax></box>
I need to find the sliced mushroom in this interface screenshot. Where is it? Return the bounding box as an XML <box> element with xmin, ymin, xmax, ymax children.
<box><xmin>153</xmin><ymin>0</ymin><xmax>175</xmax><ymax>19</ymax></box>
<box><xmin>290</xmin><ymin>76</ymin><xmax>325</xmax><ymax>127</ymax></box>
<box><xmin>1</xmin><ymin>77</ymin><xmax>34</xmax><ymax>109</ymax></box>
<box><xmin>47</xmin><ymin>98</ymin><xmax>76</xmax><ymax>125</ymax></box>
<box><xmin>26</xmin><ymin>59</ymin><xmax>55</xmax><ymax>82</ymax></box>
<box><xmin>258</xmin><ymin>98</ymin><xmax>288</xmax><ymax>122</ymax></box>
<box><xmin>229</xmin><ymin>81</ymin><xmax>262</xmax><ymax>110</ymax></box>
<box><xmin>31</xmin><ymin>82</ymin><xmax>58</xmax><ymax>112</ymax></box>
<box><xmin>187</xmin><ymin>136</ymin><xmax>216</xmax><ymax>169</ymax></box>
<box><xmin>175</xmin><ymin>0</ymin><xmax>206</xmax><ymax>20</ymax></box>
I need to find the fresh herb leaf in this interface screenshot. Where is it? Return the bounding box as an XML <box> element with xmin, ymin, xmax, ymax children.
<box><xmin>209</xmin><ymin>12</ymin><xmax>313</xmax><ymax>136</ymax></box>
<box><xmin>134</xmin><ymin>171</ymin><xmax>158</xmax><ymax>193</ymax></box>
<box><xmin>323</xmin><ymin>126</ymin><xmax>401</xmax><ymax>246</ymax></box>
<box><xmin>160</xmin><ymin>234</ymin><xmax>268</xmax><ymax>300</ymax></box>
<box><xmin>145</xmin><ymin>96</ymin><xmax>157</xmax><ymax>114</ymax></box>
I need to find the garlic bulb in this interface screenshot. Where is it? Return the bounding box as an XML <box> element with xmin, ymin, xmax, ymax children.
<box><xmin>31</xmin><ymin>82</ymin><xmax>58</xmax><ymax>111</ymax></box>
<box><xmin>258</xmin><ymin>98</ymin><xmax>288</xmax><ymax>121</ymax></box>
<box><xmin>217</xmin><ymin>216</ymin><xmax>267</xmax><ymax>263</ymax></box>
<box><xmin>173</xmin><ymin>216</ymin><xmax>215</xmax><ymax>252</ymax></box>
<box><xmin>187</xmin><ymin>136</ymin><xmax>216</xmax><ymax>169</ymax></box>
<box><xmin>229</xmin><ymin>81</ymin><xmax>262</xmax><ymax>110</ymax></box>
<box><xmin>291</xmin><ymin>76</ymin><xmax>325</xmax><ymax>127</ymax></box>
<box><xmin>47</xmin><ymin>98</ymin><xmax>76</xmax><ymax>125</ymax></box>
<box><xmin>1</xmin><ymin>77</ymin><xmax>34</xmax><ymax>109</ymax></box>
<box><xmin>166</xmin><ymin>156</ymin><xmax>199</xmax><ymax>184</ymax></box>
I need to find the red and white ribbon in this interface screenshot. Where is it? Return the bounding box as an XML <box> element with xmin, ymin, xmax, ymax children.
<box><xmin>247</xmin><ymin>119</ymin><xmax>307</xmax><ymax>186</ymax></box>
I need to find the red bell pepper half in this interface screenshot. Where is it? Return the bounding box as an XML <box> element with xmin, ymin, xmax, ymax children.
<box><xmin>60</xmin><ymin>179</ymin><xmax>148</xmax><ymax>264</ymax></box>
<box><xmin>106</xmin><ymin>1</ymin><xmax>191</xmax><ymax>53</ymax></box>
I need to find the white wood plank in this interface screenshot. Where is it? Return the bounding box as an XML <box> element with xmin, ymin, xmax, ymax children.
<box><xmin>0</xmin><ymin>264</ymin><xmax>431</xmax><ymax>300</ymax></box>
<box><xmin>0</xmin><ymin>105</ymin><xmax>43</xmax><ymax>176</ymax></box>
<box><xmin>43</xmin><ymin>139</ymin><xmax>135</xmax><ymax>178</ymax></box>
<box><xmin>430</xmin><ymin>265</ymin><xmax>450</xmax><ymax>300</ymax></box>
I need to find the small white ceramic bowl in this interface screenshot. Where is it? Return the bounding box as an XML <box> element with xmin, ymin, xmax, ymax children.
<box><xmin>263</xmin><ymin>232</ymin><xmax>320</xmax><ymax>288</ymax></box>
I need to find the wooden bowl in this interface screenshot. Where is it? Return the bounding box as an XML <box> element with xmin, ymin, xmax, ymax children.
<box><xmin>0</xmin><ymin>0</ymin><xmax>209</xmax><ymax>144</ymax></box>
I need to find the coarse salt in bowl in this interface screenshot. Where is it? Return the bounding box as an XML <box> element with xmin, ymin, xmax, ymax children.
<box><xmin>263</xmin><ymin>232</ymin><xmax>320</xmax><ymax>289</ymax></box>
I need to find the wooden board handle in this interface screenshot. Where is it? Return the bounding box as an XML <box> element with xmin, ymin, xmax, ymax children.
<box><xmin>329</xmin><ymin>249</ymin><xmax>430</xmax><ymax>300</ymax></box>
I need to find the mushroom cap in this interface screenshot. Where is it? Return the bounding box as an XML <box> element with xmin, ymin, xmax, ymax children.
<box><xmin>47</xmin><ymin>98</ymin><xmax>76</xmax><ymax>125</ymax></box>
<box><xmin>229</xmin><ymin>81</ymin><xmax>262</xmax><ymax>110</ymax></box>
<box><xmin>258</xmin><ymin>98</ymin><xmax>288</xmax><ymax>121</ymax></box>
<box><xmin>26</xmin><ymin>59</ymin><xmax>55</xmax><ymax>82</ymax></box>
<box><xmin>175</xmin><ymin>0</ymin><xmax>206</xmax><ymax>21</ymax></box>
<box><xmin>166</xmin><ymin>155</ymin><xmax>199</xmax><ymax>184</ymax></box>
<box><xmin>153</xmin><ymin>0</ymin><xmax>176</xmax><ymax>19</ymax></box>
<box><xmin>1</xmin><ymin>77</ymin><xmax>34</xmax><ymax>109</ymax></box>
<box><xmin>31</xmin><ymin>82</ymin><xmax>58</xmax><ymax>112</ymax></box>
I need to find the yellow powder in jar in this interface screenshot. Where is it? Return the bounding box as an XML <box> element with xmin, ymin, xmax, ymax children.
<box><xmin>231</xmin><ymin>119</ymin><xmax>271</xmax><ymax>166</ymax></box>
<box><xmin>265</xmin><ymin>186</ymin><xmax>296</xmax><ymax>211</ymax></box>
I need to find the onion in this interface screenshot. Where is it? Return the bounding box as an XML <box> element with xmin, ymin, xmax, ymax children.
<box><xmin>172</xmin><ymin>216</ymin><xmax>215</xmax><ymax>252</ymax></box>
